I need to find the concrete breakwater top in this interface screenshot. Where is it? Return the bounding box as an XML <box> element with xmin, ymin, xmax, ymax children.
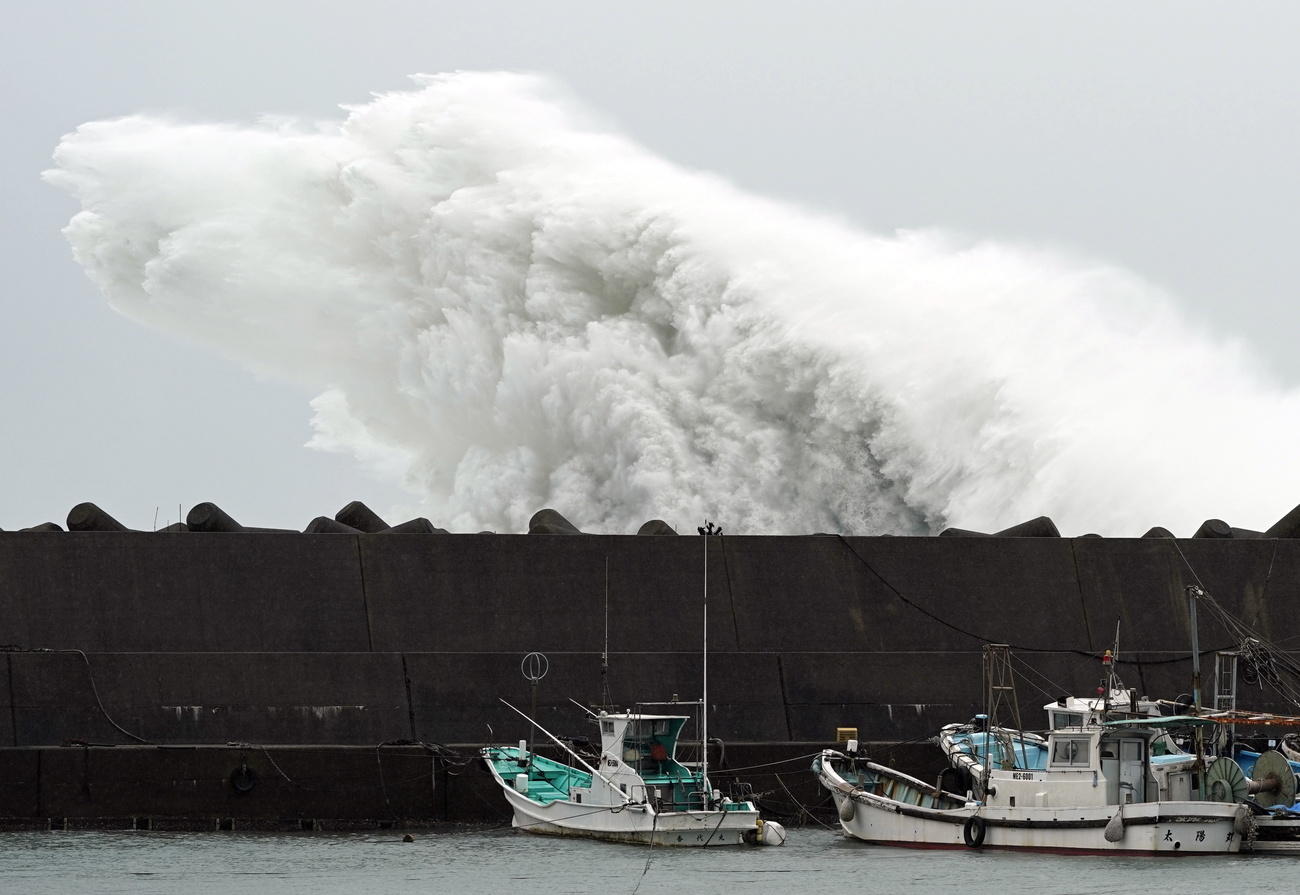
<box><xmin>10</xmin><ymin>499</ymin><xmax>1300</xmax><ymax>539</ymax></box>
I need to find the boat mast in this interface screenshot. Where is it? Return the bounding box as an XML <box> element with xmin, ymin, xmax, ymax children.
<box><xmin>1187</xmin><ymin>584</ymin><xmax>1206</xmax><ymax>772</ymax></box>
<box><xmin>601</xmin><ymin>556</ymin><xmax>612</xmax><ymax>708</ymax></box>
<box><xmin>1187</xmin><ymin>585</ymin><xmax>1203</xmax><ymax>713</ymax></box>
<box><xmin>702</xmin><ymin>526</ymin><xmax>709</xmax><ymax>803</ymax></box>
<box><xmin>696</xmin><ymin>519</ymin><xmax>722</xmax><ymax>806</ymax></box>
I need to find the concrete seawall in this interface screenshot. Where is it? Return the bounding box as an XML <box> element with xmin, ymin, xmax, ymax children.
<box><xmin>1</xmin><ymin>531</ymin><xmax>1295</xmax><ymax>825</ymax></box>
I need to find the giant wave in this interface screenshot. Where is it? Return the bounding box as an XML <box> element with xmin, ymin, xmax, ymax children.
<box><xmin>45</xmin><ymin>72</ymin><xmax>1300</xmax><ymax>535</ymax></box>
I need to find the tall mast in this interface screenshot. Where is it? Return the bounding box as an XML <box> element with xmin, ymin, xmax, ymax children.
<box><xmin>1187</xmin><ymin>585</ymin><xmax>1203</xmax><ymax>712</ymax></box>
<box><xmin>1187</xmin><ymin>584</ymin><xmax>1206</xmax><ymax>774</ymax></box>
<box><xmin>601</xmin><ymin>556</ymin><xmax>611</xmax><ymax>707</ymax></box>
<box><xmin>702</xmin><ymin>528</ymin><xmax>709</xmax><ymax>800</ymax></box>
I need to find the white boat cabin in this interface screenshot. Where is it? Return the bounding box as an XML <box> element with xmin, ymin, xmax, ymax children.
<box><xmin>961</xmin><ymin>720</ymin><xmax>1210</xmax><ymax>810</ymax></box>
<box><xmin>571</xmin><ymin>711</ymin><xmax>715</xmax><ymax>811</ymax></box>
<box><xmin>1044</xmin><ymin>691</ymin><xmax>1163</xmax><ymax>730</ymax></box>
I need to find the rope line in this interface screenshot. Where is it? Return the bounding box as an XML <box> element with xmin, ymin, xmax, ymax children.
<box><xmin>707</xmin><ymin>751</ymin><xmax>823</xmax><ymax>774</ymax></box>
<box><xmin>772</xmin><ymin>772</ymin><xmax>836</xmax><ymax>831</ymax></box>
<box><xmin>833</xmin><ymin>536</ymin><xmax>1237</xmax><ymax>666</ymax></box>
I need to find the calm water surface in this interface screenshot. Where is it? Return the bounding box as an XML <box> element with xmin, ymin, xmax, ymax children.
<box><xmin>0</xmin><ymin>826</ymin><xmax>1287</xmax><ymax>894</ymax></box>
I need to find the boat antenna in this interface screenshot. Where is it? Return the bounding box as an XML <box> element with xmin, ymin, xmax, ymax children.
<box><xmin>696</xmin><ymin>520</ymin><xmax>722</xmax><ymax>806</ymax></box>
<box><xmin>1186</xmin><ymin>585</ymin><xmax>1204</xmax><ymax>714</ymax></box>
<box><xmin>1187</xmin><ymin>585</ymin><xmax>1207</xmax><ymax>772</ymax></box>
<box><xmin>521</xmin><ymin>651</ymin><xmax>549</xmax><ymax>760</ymax></box>
<box><xmin>601</xmin><ymin>555</ymin><xmax>612</xmax><ymax>707</ymax></box>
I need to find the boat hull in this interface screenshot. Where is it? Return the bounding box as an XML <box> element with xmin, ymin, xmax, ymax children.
<box><xmin>817</xmin><ymin>755</ymin><xmax>1244</xmax><ymax>855</ymax></box>
<box><xmin>484</xmin><ymin>753</ymin><xmax>767</xmax><ymax>847</ymax></box>
<box><xmin>497</xmin><ymin>784</ymin><xmax>762</xmax><ymax>846</ymax></box>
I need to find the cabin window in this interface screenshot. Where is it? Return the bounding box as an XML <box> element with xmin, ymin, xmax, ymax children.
<box><xmin>1051</xmin><ymin>712</ymin><xmax>1083</xmax><ymax>729</ymax></box>
<box><xmin>601</xmin><ymin>721</ymin><xmax>614</xmax><ymax>736</ymax></box>
<box><xmin>1051</xmin><ymin>738</ymin><xmax>1090</xmax><ymax>767</ymax></box>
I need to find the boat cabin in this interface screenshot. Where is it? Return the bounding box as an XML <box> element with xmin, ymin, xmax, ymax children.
<box><xmin>574</xmin><ymin>710</ymin><xmax>717</xmax><ymax>812</ymax></box>
<box><xmin>958</xmin><ymin>723</ymin><xmax>1152</xmax><ymax>810</ymax></box>
<box><xmin>1044</xmin><ymin>692</ymin><xmax>1163</xmax><ymax>730</ymax></box>
<box><xmin>598</xmin><ymin>712</ymin><xmax>689</xmax><ymax>769</ymax></box>
<box><xmin>977</xmin><ymin>717</ymin><xmax>1215</xmax><ymax>810</ymax></box>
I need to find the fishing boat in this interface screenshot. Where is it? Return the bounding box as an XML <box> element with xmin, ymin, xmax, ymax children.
<box><xmin>481</xmin><ymin>531</ymin><xmax>785</xmax><ymax>847</ymax></box>
<box><xmin>935</xmin><ymin>638</ymin><xmax>1300</xmax><ymax>852</ymax></box>
<box><xmin>817</xmin><ymin>718</ymin><xmax>1249</xmax><ymax>855</ymax></box>
<box><xmin>482</xmin><ymin>705</ymin><xmax>785</xmax><ymax>846</ymax></box>
<box><xmin>816</xmin><ymin>644</ymin><xmax>1249</xmax><ymax>855</ymax></box>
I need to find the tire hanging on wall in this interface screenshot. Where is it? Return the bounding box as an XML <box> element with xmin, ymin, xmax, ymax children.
<box><xmin>962</xmin><ymin>813</ymin><xmax>987</xmax><ymax>848</ymax></box>
<box><xmin>230</xmin><ymin>762</ymin><xmax>257</xmax><ymax>794</ymax></box>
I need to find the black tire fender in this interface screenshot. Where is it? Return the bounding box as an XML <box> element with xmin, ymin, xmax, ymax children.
<box><xmin>230</xmin><ymin>762</ymin><xmax>257</xmax><ymax>794</ymax></box>
<box><xmin>963</xmin><ymin>813</ymin><xmax>987</xmax><ymax>848</ymax></box>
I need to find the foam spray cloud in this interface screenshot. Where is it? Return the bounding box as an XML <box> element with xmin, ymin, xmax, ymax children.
<box><xmin>45</xmin><ymin>72</ymin><xmax>1300</xmax><ymax>535</ymax></box>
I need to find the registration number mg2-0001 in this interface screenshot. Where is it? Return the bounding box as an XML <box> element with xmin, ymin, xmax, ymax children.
<box><xmin>1011</xmin><ymin>772</ymin><xmax>1037</xmax><ymax>780</ymax></box>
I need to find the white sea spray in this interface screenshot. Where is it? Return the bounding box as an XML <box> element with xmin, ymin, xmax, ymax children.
<box><xmin>45</xmin><ymin>72</ymin><xmax>1300</xmax><ymax>535</ymax></box>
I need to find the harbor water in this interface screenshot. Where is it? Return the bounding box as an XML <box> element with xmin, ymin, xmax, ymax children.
<box><xmin>0</xmin><ymin>826</ymin><xmax>1284</xmax><ymax>894</ymax></box>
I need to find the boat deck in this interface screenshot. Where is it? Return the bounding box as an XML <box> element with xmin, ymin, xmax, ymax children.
<box><xmin>483</xmin><ymin>748</ymin><xmax>593</xmax><ymax>803</ymax></box>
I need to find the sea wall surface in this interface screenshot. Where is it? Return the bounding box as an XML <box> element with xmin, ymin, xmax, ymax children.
<box><xmin>1</xmin><ymin>531</ymin><xmax>1296</xmax><ymax>824</ymax></box>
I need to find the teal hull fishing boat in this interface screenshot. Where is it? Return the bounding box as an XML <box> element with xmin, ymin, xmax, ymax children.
<box><xmin>484</xmin><ymin>535</ymin><xmax>784</xmax><ymax>847</ymax></box>
<box><xmin>483</xmin><ymin>707</ymin><xmax>785</xmax><ymax>846</ymax></box>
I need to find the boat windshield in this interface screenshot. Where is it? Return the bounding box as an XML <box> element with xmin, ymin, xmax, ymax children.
<box><xmin>1049</xmin><ymin>711</ymin><xmax>1084</xmax><ymax>729</ymax></box>
<box><xmin>950</xmin><ymin>731</ymin><xmax>1048</xmax><ymax>771</ymax></box>
<box><xmin>1050</xmin><ymin>737</ymin><xmax>1091</xmax><ymax>767</ymax></box>
<box><xmin>624</xmin><ymin>717</ymin><xmax>686</xmax><ymax>756</ymax></box>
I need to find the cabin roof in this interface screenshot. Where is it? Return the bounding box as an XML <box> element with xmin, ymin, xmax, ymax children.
<box><xmin>598</xmin><ymin>712</ymin><xmax>690</xmax><ymax>722</ymax></box>
<box><xmin>1102</xmin><ymin>715</ymin><xmax>1217</xmax><ymax>729</ymax></box>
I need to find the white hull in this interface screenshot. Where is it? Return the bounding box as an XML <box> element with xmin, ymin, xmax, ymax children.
<box><xmin>487</xmin><ymin>757</ymin><xmax>768</xmax><ymax>847</ymax></box>
<box><xmin>817</xmin><ymin>754</ymin><xmax>1245</xmax><ymax>855</ymax></box>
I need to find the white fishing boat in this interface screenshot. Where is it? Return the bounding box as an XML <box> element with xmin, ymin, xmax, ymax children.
<box><xmin>483</xmin><ymin>706</ymin><xmax>785</xmax><ymax>846</ymax></box>
<box><xmin>1000</xmin><ymin>679</ymin><xmax>1300</xmax><ymax>852</ymax></box>
<box><xmin>481</xmin><ymin>531</ymin><xmax>785</xmax><ymax>847</ymax></box>
<box><xmin>817</xmin><ymin>644</ymin><xmax>1249</xmax><ymax>855</ymax></box>
<box><xmin>931</xmin><ymin>635</ymin><xmax>1300</xmax><ymax>853</ymax></box>
<box><xmin>817</xmin><ymin>717</ymin><xmax>1249</xmax><ymax>855</ymax></box>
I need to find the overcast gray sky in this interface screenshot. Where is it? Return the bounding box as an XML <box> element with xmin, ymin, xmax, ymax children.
<box><xmin>3</xmin><ymin>1</ymin><xmax>1297</xmax><ymax>532</ymax></box>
